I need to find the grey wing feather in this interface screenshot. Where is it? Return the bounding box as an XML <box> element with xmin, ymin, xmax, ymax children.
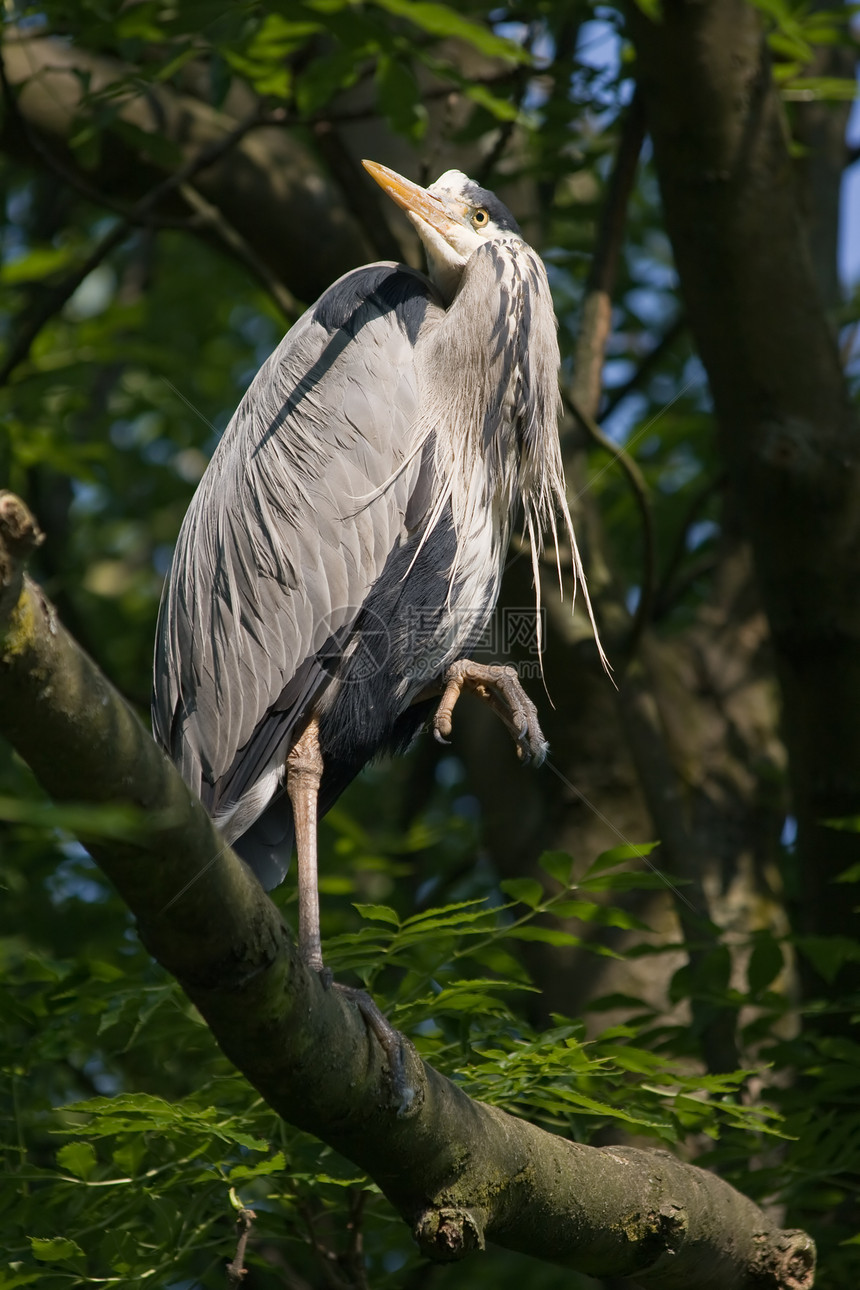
<box><xmin>152</xmin><ymin>262</ymin><xmax>442</xmax><ymax>836</ymax></box>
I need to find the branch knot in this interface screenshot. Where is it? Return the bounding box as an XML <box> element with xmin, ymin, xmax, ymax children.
<box><xmin>0</xmin><ymin>492</ymin><xmax>43</xmax><ymax>626</ymax></box>
<box><xmin>413</xmin><ymin>1206</ymin><xmax>486</xmax><ymax>1262</ymax></box>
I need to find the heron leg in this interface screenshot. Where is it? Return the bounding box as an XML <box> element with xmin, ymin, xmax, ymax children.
<box><xmin>285</xmin><ymin>719</ymin><xmax>412</xmax><ymax>1111</ymax></box>
<box><xmin>429</xmin><ymin>659</ymin><xmax>548</xmax><ymax>765</ymax></box>
<box><xmin>286</xmin><ymin>716</ymin><xmax>325</xmax><ymax>973</ymax></box>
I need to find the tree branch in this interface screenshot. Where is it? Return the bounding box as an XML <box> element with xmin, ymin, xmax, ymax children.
<box><xmin>1</xmin><ymin>31</ymin><xmax>369</xmax><ymax>304</ymax></box>
<box><xmin>226</xmin><ymin>1208</ymin><xmax>257</xmax><ymax>1288</ymax></box>
<box><xmin>0</xmin><ymin>98</ymin><xmax>283</xmax><ymax>386</ymax></box>
<box><xmin>0</xmin><ymin>490</ymin><xmax>815</xmax><ymax>1288</ymax></box>
<box><xmin>565</xmin><ymin>87</ymin><xmax>657</xmax><ymax>658</ymax></box>
<box><xmin>565</xmin><ymin>391</ymin><xmax>656</xmax><ymax>654</ymax></box>
<box><xmin>570</xmin><ymin>88</ymin><xmax>647</xmax><ymax>417</ymax></box>
<box><xmin>177</xmin><ymin>183</ymin><xmax>300</xmax><ymax>323</ymax></box>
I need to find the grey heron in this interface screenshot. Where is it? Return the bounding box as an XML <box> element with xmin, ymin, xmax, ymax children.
<box><xmin>152</xmin><ymin>160</ymin><xmax>597</xmax><ymax>979</ymax></box>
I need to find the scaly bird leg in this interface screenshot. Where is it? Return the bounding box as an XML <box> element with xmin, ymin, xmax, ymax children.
<box><xmin>285</xmin><ymin>717</ymin><xmax>411</xmax><ymax>1111</ymax></box>
<box><xmin>430</xmin><ymin>659</ymin><xmax>548</xmax><ymax>765</ymax></box>
<box><xmin>286</xmin><ymin>716</ymin><xmax>325</xmax><ymax>973</ymax></box>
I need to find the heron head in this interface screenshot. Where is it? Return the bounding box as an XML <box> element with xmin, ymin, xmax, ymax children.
<box><xmin>363</xmin><ymin>160</ymin><xmax>522</xmax><ymax>302</ymax></box>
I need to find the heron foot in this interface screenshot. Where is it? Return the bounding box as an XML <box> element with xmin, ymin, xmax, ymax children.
<box><xmin>432</xmin><ymin>659</ymin><xmax>548</xmax><ymax>765</ymax></box>
<box><xmin>332</xmin><ymin>981</ymin><xmax>414</xmax><ymax>1115</ymax></box>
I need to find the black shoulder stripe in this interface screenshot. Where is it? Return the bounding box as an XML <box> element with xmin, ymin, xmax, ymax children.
<box><xmin>314</xmin><ymin>263</ymin><xmax>436</xmax><ymax>344</ymax></box>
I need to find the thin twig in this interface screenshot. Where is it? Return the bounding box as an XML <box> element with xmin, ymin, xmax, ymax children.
<box><xmin>564</xmin><ymin>90</ymin><xmax>652</xmax><ymax>654</ymax></box>
<box><xmin>654</xmin><ymin>549</ymin><xmax>720</xmax><ymax>619</ymax></box>
<box><xmin>475</xmin><ymin>117</ymin><xmax>518</xmax><ymax>189</ymax></box>
<box><xmin>225</xmin><ymin>1207</ymin><xmax>257</xmax><ymax>1288</ymax></box>
<box><xmin>652</xmin><ymin>473</ymin><xmax>725</xmax><ymax>619</ymax></box>
<box><xmin>298</xmin><ymin>1201</ymin><xmax>350</xmax><ymax>1290</ymax></box>
<box><xmin>178</xmin><ymin>183</ymin><xmax>300</xmax><ymax>322</ymax></box>
<box><xmin>313</xmin><ymin>122</ymin><xmax>403</xmax><ymax>263</ymax></box>
<box><xmin>474</xmin><ymin>29</ymin><xmax>537</xmax><ymax>192</ymax></box>
<box><xmin>570</xmin><ymin>88</ymin><xmax>647</xmax><ymax>415</ymax></box>
<box><xmin>256</xmin><ymin>1245</ymin><xmax>316</xmax><ymax>1290</ymax></box>
<box><xmin>0</xmin><ymin>80</ymin><xmax>204</xmax><ymax>234</ymax></box>
<box><xmin>588</xmin><ymin>89</ymin><xmax>647</xmax><ymax>298</ymax></box>
<box><xmin>600</xmin><ymin>314</ymin><xmax>686</xmax><ymax>420</ymax></box>
<box><xmin>564</xmin><ymin>392</ymin><xmax>656</xmax><ymax>654</ymax></box>
<box><xmin>339</xmin><ymin>1188</ymin><xmax>370</xmax><ymax>1290</ymax></box>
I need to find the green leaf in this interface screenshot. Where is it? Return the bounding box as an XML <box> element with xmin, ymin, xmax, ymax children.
<box><xmin>353</xmin><ymin>903</ymin><xmax>400</xmax><ymax>925</ymax></box>
<box><xmin>578</xmin><ymin>870</ymin><xmax>675</xmax><ymax>893</ymax></box>
<box><xmin>631</xmin><ymin>0</ymin><xmax>663</xmax><ymax>19</ymax></box>
<box><xmin>825</xmin><ymin>815</ymin><xmax>860</xmax><ymax>833</ymax></box>
<box><xmin>0</xmin><ymin>795</ymin><xmax>169</xmax><ymax>840</ymax></box>
<box><xmin>111</xmin><ymin>120</ymin><xmax>183</xmax><ymax>168</ymax></box>
<box><xmin>781</xmin><ymin>76</ymin><xmax>860</xmax><ymax>101</ymax></box>
<box><xmin>539</xmin><ymin>850</ymin><xmax>574</xmax><ymax>886</ymax></box>
<box><xmin>376</xmin><ymin>55</ymin><xmax>427</xmax><ymax>140</ymax></box>
<box><xmin>505</xmin><ymin>926</ymin><xmax>582</xmax><ymax>947</ymax></box>
<box><xmin>499</xmin><ymin>878</ymin><xmax>544</xmax><ymax>908</ymax></box>
<box><xmin>116</xmin><ymin>2</ymin><xmax>165</xmax><ymax>40</ymax></box>
<box><xmin>694</xmin><ymin>945</ymin><xmax>732</xmax><ymax>996</ymax></box>
<box><xmin>112</xmin><ymin>1137</ymin><xmax>147</xmax><ymax>1177</ymax></box>
<box><xmin>1</xmin><ymin>246</ymin><xmax>79</xmax><ymax>286</ymax></box>
<box><xmin>584</xmin><ymin>842</ymin><xmax>660</xmax><ymax>876</ymax></box>
<box><xmin>551</xmin><ymin>900</ymin><xmax>650</xmax><ymax>931</ymax></box>
<box><xmin>747</xmin><ymin>933</ymin><xmax>784</xmax><ymax>994</ymax></box>
<box><xmin>768</xmin><ymin>30</ymin><xmax>813</xmax><ymax>61</ymax></box>
<box><xmin>58</xmin><ymin>1093</ymin><xmax>270</xmax><ymax>1150</ymax></box>
<box><xmin>795</xmin><ymin>935</ymin><xmax>860</xmax><ymax>984</ymax></box>
<box><xmin>56</xmin><ymin>1141</ymin><xmax>98</xmax><ymax>1180</ymax></box>
<box><xmin>370</xmin><ymin>0</ymin><xmax>530</xmax><ymax>63</ymax></box>
<box><xmin>597</xmin><ymin>1045</ymin><xmax>663</xmax><ymax>1075</ymax></box>
<box><xmin>229</xmin><ymin>1150</ymin><xmax>287</xmax><ymax>1181</ymax></box>
<box><xmin>295</xmin><ymin>48</ymin><xmax>370</xmax><ymax>115</ymax></box>
<box><xmin>29</xmin><ymin>1236</ymin><xmax>85</xmax><ymax>1263</ymax></box>
<box><xmin>401</xmin><ymin>898</ymin><xmax>491</xmax><ymax>927</ymax></box>
<box><xmin>462</xmin><ymin>83</ymin><xmax>522</xmax><ymax>121</ymax></box>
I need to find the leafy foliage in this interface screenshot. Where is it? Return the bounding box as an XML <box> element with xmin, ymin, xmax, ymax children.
<box><xmin>0</xmin><ymin>825</ymin><xmax>782</xmax><ymax>1288</ymax></box>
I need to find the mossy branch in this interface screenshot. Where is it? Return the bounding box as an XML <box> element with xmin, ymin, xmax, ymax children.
<box><xmin>0</xmin><ymin>491</ymin><xmax>815</xmax><ymax>1288</ymax></box>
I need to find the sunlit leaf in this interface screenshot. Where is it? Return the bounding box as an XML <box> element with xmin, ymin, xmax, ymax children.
<box><xmin>370</xmin><ymin>0</ymin><xmax>530</xmax><ymax>62</ymax></box>
<box><xmin>56</xmin><ymin>1141</ymin><xmax>98</xmax><ymax>1181</ymax></box>
<box><xmin>28</xmin><ymin>1236</ymin><xmax>85</xmax><ymax>1263</ymax></box>
<box><xmin>353</xmin><ymin>903</ymin><xmax>401</xmax><ymax>925</ymax></box>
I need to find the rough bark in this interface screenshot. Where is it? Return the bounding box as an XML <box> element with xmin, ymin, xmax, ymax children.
<box><xmin>627</xmin><ymin>0</ymin><xmax>860</xmax><ymax>976</ymax></box>
<box><xmin>0</xmin><ymin>490</ymin><xmax>815</xmax><ymax>1288</ymax></box>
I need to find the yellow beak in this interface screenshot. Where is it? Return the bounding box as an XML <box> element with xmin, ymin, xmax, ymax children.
<box><xmin>362</xmin><ymin>160</ymin><xmax>467</xmax><ymax>240</ymax></box>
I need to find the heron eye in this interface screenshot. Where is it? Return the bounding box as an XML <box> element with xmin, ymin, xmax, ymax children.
<box><xmin>472</xmin><ymin>208</ymin><xmax>489</xmax><ymax>227</ymax></box>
